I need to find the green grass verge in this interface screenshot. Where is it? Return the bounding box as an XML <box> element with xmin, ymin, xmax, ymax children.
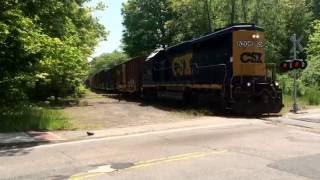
<box><xmin>303</xmin><ymin>88</ymin><xmax>320</xmax><ymax>106</ymax></box>
<box><xmin>282</xmin><ymin>92</ymin><xmax>320</xmax><ymax>113</ymax></box>
<box><xmin>0</xmin><ymin>106</ymin><xmax>71</xmax><ymax>132</ymax></box>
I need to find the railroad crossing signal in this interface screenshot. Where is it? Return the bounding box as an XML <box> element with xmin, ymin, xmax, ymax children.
<box><xmin>290</xmin><ymin>35</ymin><xmax>304</xmax><ymax>57</ymax></box>
<box><xmin>279</xmin><ymin>59</ymin><xmax>308</xmax><ymax>72</ymax></box>
<box><xmin>287</xmin><ymin>34</ymin><xmax>306</xmax><ymax>113</ymax></box>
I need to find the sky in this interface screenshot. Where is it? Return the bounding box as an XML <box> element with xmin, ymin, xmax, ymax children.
<box><xmin>86</xmin><ymin>0</ymin><xmax>127</xmax><ymax>58</ymax></box>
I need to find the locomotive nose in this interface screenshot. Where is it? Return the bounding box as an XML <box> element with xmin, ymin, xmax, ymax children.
<box><xmin>263</xmin><ymin>93</ymin><xmax>269</xmax><ymax>103</ymax></box>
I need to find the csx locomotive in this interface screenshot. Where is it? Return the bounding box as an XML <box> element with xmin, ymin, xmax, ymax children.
<box><xmin>89</xmin><ymin>24</ymin><xmax>283</xmax><ymax>114</ymax></box>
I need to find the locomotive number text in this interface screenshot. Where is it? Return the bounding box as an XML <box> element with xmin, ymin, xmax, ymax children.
<box><xmin>237</xmin><ymin>41</ymin><xmax>263</xmax><ymax>48</ymax></box>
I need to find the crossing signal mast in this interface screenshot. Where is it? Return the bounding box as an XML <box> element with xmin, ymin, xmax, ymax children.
<box><xmin>279</xmin><ymin>34</ymin><xmax>307</xmax><ymax>113</ymax></box>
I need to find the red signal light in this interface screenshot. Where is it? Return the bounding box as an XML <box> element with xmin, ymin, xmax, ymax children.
<box><xmin>292</xmin><ymin>60</ymin><xmax>301</xmax><ymax>69</ymax></box>
<box><xmin>280</xmin><ymin>61</ymin><xmax>291</xmax><ymax>72</ymax></box>
<box><xmin>282</xmin><ymin>63</ymin><xmax>288</xmax><ymax>68</ymax></box>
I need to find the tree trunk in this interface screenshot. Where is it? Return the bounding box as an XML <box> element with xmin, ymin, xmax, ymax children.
<box><xmin>253</xmin><ymin>0</ymin><xmax>261</xmax><ymax>24</ymax></box>
<box><xmin>206</xmin><ymin>0</ymin><xmax>212</xmax><ymax>32</ymax></box>
<box><xmin>230</xmin><ymin>0</ymin><xmax>236</xmax><ymax>24</ymax></box>
<box><xmin>242</xmin><ymin>0</ymin><xmax>248</xmax><ymax>22</ymax></box>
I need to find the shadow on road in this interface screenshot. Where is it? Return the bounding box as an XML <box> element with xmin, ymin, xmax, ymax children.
<box><xmin>0</xmin><ymin>142</ymin><xmax>48</xmax><ymax>157</ymax></box>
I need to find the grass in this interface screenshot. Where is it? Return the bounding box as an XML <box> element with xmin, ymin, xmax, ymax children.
<box><xmin>0</xmin><ymin>105</ymin><xmax>70</xmax><ymax>132</ymax></box>
<box><xmin>282</xmin><ymin>92</ymin><xmax>320</xmax><ymax>113</ymax></box>
<box><xmin>303</xmin><ymin>88</ymin><xmax>320</xmax><ymax>106</ymax></box>
<box><xmin>282</xmin><ymin>94</ymin><xmax>305</xmax><ymax>113</ymax></box>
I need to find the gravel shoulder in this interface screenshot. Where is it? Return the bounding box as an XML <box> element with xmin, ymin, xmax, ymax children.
<box><xmin>64</xmin><ymin>92</ymin><xmax>202</xmax><ymax>130</ymax></box>
<box><xmin>64</xmin><ymin>91</ymin><xmax>320</xmax><ymax>131</ymax></box>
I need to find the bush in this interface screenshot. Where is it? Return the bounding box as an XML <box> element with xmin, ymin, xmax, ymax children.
<box><xmin>278</xmin><ymin>74</ymin><xmax>306</xmax><ymax>96</ymax></box>
<box><xmin>74</xmin><ymin>84</ymin><xmax>87</xmax><ymax>98</ymax></box>
<box><xmin>304</xmin><ymin>88</ymin><xmax>320</xmax><ymax>105</ymax></box>
<box><xmin>278</xmin><ymin>74</ymin><xmax>320</xmax><ymax>107</ymax></box>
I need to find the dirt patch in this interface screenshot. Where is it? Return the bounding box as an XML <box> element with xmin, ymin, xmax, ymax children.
<box><xmin>64</xmin><ymin>92</ymin><xmax>202</xmax><ymax>130</ymax></box>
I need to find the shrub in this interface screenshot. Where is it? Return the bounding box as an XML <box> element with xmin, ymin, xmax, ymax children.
<box><xmin>304</xmin><ymin>88</ymin><xmax>320</xmax><ymax>105</ymax></box>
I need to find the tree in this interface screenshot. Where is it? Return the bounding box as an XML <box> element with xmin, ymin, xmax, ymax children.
<box><xmin>121</xmin><ymin>0</ymin><xmax>314</xmax><ymax>65</ymax></box>
<box><xmin>241</xmin><ymin>0</ymin><xmax>248</xmax><ymax>22</ymax></box>
<box><xmin>302</xmin><ymin>20</ymin><xmax>320</xmax><ymax>87</ymax></box>
<box><xmin>122</xmin><ymin>0</ymin><xmax>174</xmax><ymax>57</ymax></box>
<box><xmin>0</xmin><ymin>0</ymin><xmax>106</xmax><ymax>104</ymax></box>
<box><xmin>89</xmin><ymin>51</ymin><xmax>128</xmax><ymax>76</ymax></box>
<box><xmin>307</xmin><ymin>0</ymin><xmax>320</xmax><ymax>19</ymax></box>
<box><xmin>230</xmin><ymin>0</ymin><xmax>236</xmax><ymax>24</ymax></box>
<box><xmin>166</xmin><ymin>0</ymin><xmax>220</xmax><ymax>44</ymax></box>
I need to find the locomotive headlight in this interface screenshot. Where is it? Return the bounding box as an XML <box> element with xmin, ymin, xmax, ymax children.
<box><xmin>252</xmin><ymin>34</ymin><xmax>260</xmax><ymax>39</ymax></box>
<box><xmin>247</xmin><ymin>82</ymin><xmax>252</xmax><ymax>87</ymax></box>
<box><xmin>274</xmin><ymin>81</ymin><xmax>279</xmax><ymax>87</ymax></box>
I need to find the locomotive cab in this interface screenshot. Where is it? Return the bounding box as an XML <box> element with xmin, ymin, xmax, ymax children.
<box><xmin>230</xmin><ymin>30</ymin><xmax>283</xmax><ymax>114</ymax></box>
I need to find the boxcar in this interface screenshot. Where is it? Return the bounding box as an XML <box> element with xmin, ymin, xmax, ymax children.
<box><xmin>120</xmin><ymin>56</ymin><xmax>145</xmax><ymax>93</ymax></box>
<box><xmin>90</xmin><ymin>56</ymin><xmax>145</xmax><ymax>93</ymax></box>
<box><xmin>90</xmin><ymin>70</ymin><xmax>108</xmax><ymax>90</ymax></box>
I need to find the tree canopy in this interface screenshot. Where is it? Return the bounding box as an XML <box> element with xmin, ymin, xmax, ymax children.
<box><xmin>302</xmin><ymin>20</ymin><xmax>320</xmax><ymax>88</ymax></box>
<box><xmin>122</xmin><ymin>0</ymin><xmax>174</xmax><ymax>57</ymax></box>
<box><xmin>0</xmin><ymin>0</ymin><xmax>106</xmax><ymax>105</ymax></box>
<box><xmin>120</xmin><ymin>0</ymin><xmax>319</xmax><ymax>96</ymax></box>
<box><xmin>121</xmin><ymin>0</ymin><xmax>314</xmax><ymax>63</ymax></box>
<box><xmin>89</xmin><ymin>51</ymin><xmax>128</xmax><ymax>77</ymax></box>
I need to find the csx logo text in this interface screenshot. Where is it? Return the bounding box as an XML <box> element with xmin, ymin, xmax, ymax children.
<box><xmin>240</xmin><ymin>52</ymin><xmax>263</xmax><ymax>63</ymax></box>
<box><xmin>172</xmin><ymin>53</ymin><xmax>192</xmax><ymax>77</ymax></box>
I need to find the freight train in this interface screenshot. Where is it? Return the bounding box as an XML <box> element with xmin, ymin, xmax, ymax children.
<box><xmin>88</xmin><ymin>24</ymin><xmax>283</xmax><ymax>114</ymax></box>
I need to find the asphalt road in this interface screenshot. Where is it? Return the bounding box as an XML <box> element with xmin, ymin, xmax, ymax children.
<box><xmin>1</xmin><ymin>119</ymin><xmax>320</xmax><ymax>180</ymax></box>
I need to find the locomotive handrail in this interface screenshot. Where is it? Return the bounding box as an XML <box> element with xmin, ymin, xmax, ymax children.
<box><xmin>265</xmin><ymin>63</ymin><xmax>276</xmax><ymax>81</ymax></box>
<box><xmin>152</xmin><ymin>63</ymin><xmax>227</xmax><ymax>72</ymax></box>
<box><xmin>192</xmin><ymin>63</ymin><xmax>226</xmax><ymax>69</ymax></box>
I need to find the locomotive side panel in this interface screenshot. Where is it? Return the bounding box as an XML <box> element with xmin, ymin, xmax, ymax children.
<box><xmin>144</xmin><ymin>33</ymin><xmax>232</xmax><ymax>90</ymax></box>
<box><xmin>192</xmin><ymin>33</ymin><xmax>232</xmax><ymax>86</ymax></box>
